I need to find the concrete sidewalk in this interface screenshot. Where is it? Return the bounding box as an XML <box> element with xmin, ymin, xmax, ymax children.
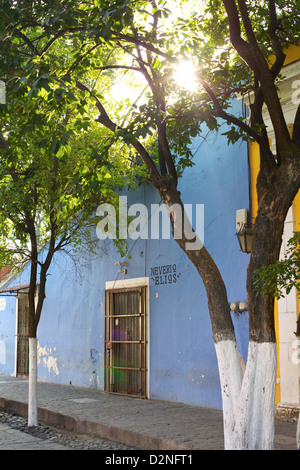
<box><xmin>0</xmin><ymin>375</ymin><xmax>298</xmax><ymax>450</ymax></box>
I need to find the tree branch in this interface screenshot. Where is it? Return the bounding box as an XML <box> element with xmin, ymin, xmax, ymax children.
<box><xmin>40</xmin><ymin>27</ymin><xmax>85</xmax><ymax>57</ymax></box>
<box><xmin>94</xmin><ymin>64</ymin><xmax>141</xmax><ymax>73</ymax></box>
<box><xmin>134</xmin><ymin>44</ymin><xmax>177</xmax><ymax>181</ymax></box>
<box><xmin>222</xmin><ymin>0</ymin><xmax>256</xmax><ymax>70</ymax></box>
<box><xmin>236</xmin><ymin>0</ymin><xmax>259</xmax><ymax>49</ymax></box>
<box><xmin>111</xmin><ymin>31</ymin><xmax>177</xmax><ymax>65</ymax></box>
<box><xmin>198</xmin><ymin>77</ymin><xmax>275</xmax><ymax>165</ymax></box>
<box><xmin>267</xmin><ymin>0</ymin><xmax>286</xmax><ymax>79</ymax></box>
<box><xmin>75</xmin><ymin>79</ymin><xmax>160</xmax><ymax>180</ymax></box>
<box><xmin>222</xmin><ymin>0</ymin><xmax>291</xmax><ymax>156</ymax></box>
<box><xmin>13</xmin><ymin>29</ymin><xmax>39</xmax><ymax>55</ymax></box>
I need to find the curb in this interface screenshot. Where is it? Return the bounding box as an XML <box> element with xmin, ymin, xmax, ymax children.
<box><xmin>0</xmin><ymin>397</ymin><xmax>198</xmax><ymax>451</ymax></box>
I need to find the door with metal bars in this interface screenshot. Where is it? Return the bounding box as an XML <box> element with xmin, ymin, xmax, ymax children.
<box><xmin>16</xmin><ymin>292</ymin><xmax>29</xmax><ymax>376</ymax></box>
<box><xmin>104</xmin><ymin>286</ymin><xmax>147</xmax><ymax>398</ymax></box>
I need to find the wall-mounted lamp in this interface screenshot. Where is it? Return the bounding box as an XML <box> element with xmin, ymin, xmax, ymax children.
<box><xmin>236</xmin><ymin>209</ymin><xmax>254</xmax><ymax>254</ymax></box>
<box><xmin>237</xmin><ymin>223</ymin><xmax>254</xmax><ymax>254</ymax></box>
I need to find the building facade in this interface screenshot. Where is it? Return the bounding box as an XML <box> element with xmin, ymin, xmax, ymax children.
<box><xmin>0</xmin><ymin>50</ymin><xmax>299</xmax><ymax>415</ymax></box>
<box><xmin>0</xmin><ymin>102</ymin><xmax>250</xmax><ymax>410</ymax></box>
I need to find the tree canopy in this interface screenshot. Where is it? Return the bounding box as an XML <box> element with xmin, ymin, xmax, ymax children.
<box><xmin>1</xmin><ymin>0</ymin><xmax>300</xmax><ymax>339</ymax></box>
<box><xmin>1</xmin><ymin>0</ymin><xmax>300</xmax><ymax>176</ymax></box>
<box><xmin>1</xmin><ymin>0</ymin><xmax>300</xmax><ymax>446</ymax></box>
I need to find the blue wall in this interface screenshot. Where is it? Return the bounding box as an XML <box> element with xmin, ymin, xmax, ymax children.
<box><xmin>0</xmin><ymin>108</ymin><xmax>250</xmax><ymax>410</ymax></box>
<box><xmin>0</xmin><ymin>293</ymin><xmax>17</xmax><ymax>375</ymax></box>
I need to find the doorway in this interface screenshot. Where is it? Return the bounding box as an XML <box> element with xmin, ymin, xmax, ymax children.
<box><xmin>104</xmin><ymin>284</ymin><xmax>148</xmax><ymax>398</ymax></box>
<box><xmin>16</xmin><ymin>292</ymin><xmax>29</xmax><ymax>376</ymax></box>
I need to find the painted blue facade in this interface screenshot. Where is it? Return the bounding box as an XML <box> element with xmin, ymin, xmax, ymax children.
<box><xmin>0</xmin><ymin>105</ymin><xmax>250</xmax><ymax>410</ymax></box>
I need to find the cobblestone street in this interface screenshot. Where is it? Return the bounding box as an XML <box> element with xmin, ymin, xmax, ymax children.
<box><xmin>0</xmin><ymin>411</ymin><xmax>138</xmax><ymax>450</ymax></box>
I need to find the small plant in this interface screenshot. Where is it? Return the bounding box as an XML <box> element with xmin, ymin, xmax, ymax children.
<box><xmin>255</xmin><ymin>231</ymin><xmax>300</xmax><ymax>336</ymax></box>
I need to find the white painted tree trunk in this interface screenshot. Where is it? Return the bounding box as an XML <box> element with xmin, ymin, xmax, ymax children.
<box><xmin>215</xmin><ymin>339</ymin><xmax>243</xmax><ymax>449</ymax></box>
<box><xmin>297</xmin><ymin>412</ymin><xmax>300</xmax><ymax>450</ymax></box>
<box><xmin>28</xmin><ymin>337</ymin><xmax>38</xmax><ymax>427</ymax></box>
<box><xmin>215</xmin><ymin>340</ymin><xmax>277</xmax><ymax>450</ymax></box>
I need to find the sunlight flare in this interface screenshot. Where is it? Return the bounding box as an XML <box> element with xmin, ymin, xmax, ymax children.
<box><xmin>174</xmin><ymin>59</ymin><xmax>198</xmax><ymax>92</ymax></box>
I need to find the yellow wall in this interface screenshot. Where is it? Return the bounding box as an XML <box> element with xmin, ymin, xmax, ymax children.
<box><xmin>249</xmin><ymin>141</ymin><xmax>259</xmax><ymax>222</ymax></box>
<box><xmin>268</xmin><ymin>44</ymin><xmax>300</xmax><ymax>67</ymax></box>
<box><xmin>294</xmin><ymin>190</ymin><xmax>300</xmax><ymax>232</ymax></box>
<box><xmin>293</xmin><ymin>168</ymin><xmax>300</xmax><ymax>353</ymax></box>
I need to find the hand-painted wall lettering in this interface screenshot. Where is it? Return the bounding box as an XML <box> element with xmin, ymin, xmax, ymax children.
<box><xmin>150</xmin><ymin>264</ymin><xmax>181</xmax><ymax>285</ymax></box>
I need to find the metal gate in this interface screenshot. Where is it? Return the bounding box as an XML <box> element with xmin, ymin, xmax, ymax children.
<box><xmin>16</xmin><ymin>292</ymin><xmax>29</xmax><ymax>376</ymax></box>
<box><xmin>104</xmin><ymin>286</ymin><xmax>147</xmax><ymax>398</ymax></box>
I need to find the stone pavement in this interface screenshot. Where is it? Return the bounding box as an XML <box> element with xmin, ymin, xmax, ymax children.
<box><xmin>0</xmin><ymin>421</ymin><xmax>70</xmax><ymax>450</ymax></box>
<box><xmin>0</xmin><ymin>375</ymin><xmax>298</xmax><ymax>450</ymax></box>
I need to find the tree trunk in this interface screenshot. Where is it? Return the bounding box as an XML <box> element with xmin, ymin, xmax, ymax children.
<box><xmin>27</xmin><ymin>254</ymin><xmax>38</xmax><ymax>427</ymax></box>
<box><xmin>28</xmin><ymin>337</ymin><xmax>38</xmax><ymax>427</ymax></box>
<box><xmin>157</xmin><ymin>180</ymin><xmax>245</xmax><ymax>447</ymax></box>
<box><xmin>157</xmin><ymin>178</ymin><xmax>235</xmax><ymax>343</ymax></box>
<box><xmin>26</xmin><ymin>239</ymin><xmax>54</xmax><ymax>427</ymax></box>
<box><xmin>216</xmin><ymin>169</ymin><xmax>296</xmax><ymax>449</ymax></box>
<box><xmin>216</xmin><ymin>340</ymin><xmax>277</xmax><ymax>449</ymax></box>
<box><xmin>214</xmin><ymin>339</ymin><xmax>243</xmax><ymax>449</ymax></box>
<box><xmin>156</xmin><ymin>159</ymin><xmax>300</xmax><ymax>449</ymax></box>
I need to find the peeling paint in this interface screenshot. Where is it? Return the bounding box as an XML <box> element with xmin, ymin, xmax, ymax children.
<box><xmin>37</xmin><ymin>342</ymin><xmax>59</xmax><ymax>376</ymax></box>
<box><xmin>89</xmin><ymin>372</ymin><xmax>99</xmax><ymax>387</ymax></box>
